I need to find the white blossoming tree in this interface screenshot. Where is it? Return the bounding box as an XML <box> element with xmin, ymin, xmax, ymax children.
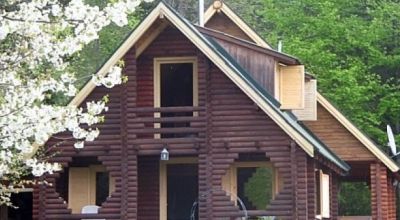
<box><xmin>0</xmin><ymin>0</ymin><xmax>152</xmax><ymax>205</ymax></box>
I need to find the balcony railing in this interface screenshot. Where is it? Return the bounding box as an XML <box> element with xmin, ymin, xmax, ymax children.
<box><xmin>128</xmin><ymin>106</ymin><xmax>206</xmax><ymax>153</ymax></box>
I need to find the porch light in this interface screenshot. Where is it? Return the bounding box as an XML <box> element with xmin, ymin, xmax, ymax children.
<box><xmin>160</xmin><ymin>147</ymin><xmax>169</xmax><ymax>161</ymax></box>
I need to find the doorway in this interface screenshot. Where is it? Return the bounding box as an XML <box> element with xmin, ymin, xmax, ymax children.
<box><xmin>0</xmin><ymin>192</ymin><xmax>32</xmax><ymax>220</ymax></box>
<box><xmin>154</xmin><ymin>57</ymin><xmax>198</xmax><ymax>138</ymax></box>
<box><xmin>160</xmin><ymin>158</ymin><xmax>198</xmax><ymax>220</ymax></box>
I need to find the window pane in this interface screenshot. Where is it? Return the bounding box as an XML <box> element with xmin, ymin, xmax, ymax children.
<box><xmin>96</xmin><ymin>172</ymin><xmax>109</xmax><ymax>206</ymax></box>
<box><xmin>160</xmin><ymin>63</ymin><xmax>193</xmax><ymax>107</ymax></box>
<box><xmin>237</xmin><ymin>167</ymin><xmax>273</xmax><ymax>210</ymax></box>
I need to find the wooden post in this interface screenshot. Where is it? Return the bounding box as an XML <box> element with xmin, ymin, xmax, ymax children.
<box><xmin>120</xmin><ymin>48</ymin><xmax>139</xmax><ymax>220</ymax></box>
<box><xmin>290</xmin><ymin>141</ymin><xmax>298</xmax><ymax>219</ymax></box>
<box><xmin>330</xmin><ymin>170</ymin><xmax>339</xmax><ymax>219</ymax></box>
<box><xmin>370</xmin><ymin>162</ymin><xmax>389</xmax><ymax>220</ymax></box>
<box><xmin>0</xmin><ymin>205</ymin><xmax>7</xmax><ymax>220</ymax></box>
<box><xmin>307</xmin><ymin>159</ymin><xmax>316</xmax><ymax>220</ymax></box>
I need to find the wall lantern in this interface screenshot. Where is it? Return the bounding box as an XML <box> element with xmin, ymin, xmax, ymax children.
<box><xmin>160</xmin><ymin>147</ymin><xmax>169</xmax><ymax>161</ymax></box>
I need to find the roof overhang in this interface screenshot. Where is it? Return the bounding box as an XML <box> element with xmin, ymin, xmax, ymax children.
<box><xmin>197</xmin><ymin>25</ymin><xmax>301</xmax><ymax>65</ymax></box>
<box><xmin>204</xmin><ymin>2</ymin><xmax>272</xmax><ymax>49</ymax></box>
<box><xmin>317</xmin><ymin>93</ymin><xmax>400</xmax><ymax>172</ymax></box>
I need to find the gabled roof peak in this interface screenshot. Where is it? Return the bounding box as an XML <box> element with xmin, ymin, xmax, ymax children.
<box><xmin>204</xmin><ymin>1</ymin><xmax>272</xmax><ymax>49</ymax></box>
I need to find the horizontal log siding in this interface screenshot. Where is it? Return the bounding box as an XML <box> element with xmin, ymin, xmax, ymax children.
<box><xmin>370</xmin><ymin>162</ymin><xmax>396</xmax><ymax>220</ymax></box>
<box><xmin>32</xmin><ymin>82</ymin><xmax>125</xmax><ymax>220</ymax></box>
<box><xmin>305</xmin><ymin>104</ymin><xmax>375</xmax><ymax>161</ymax></box>
<box><xmin>32</xmin><ymin>50</ymin><xmax>132</xmax><ymax>219</ymax></box>
<box><xmin>138</xmin><ymin>156</ymin><xmax>159</xmax><ymax>219</ymax></box>
<box><xmin>388</xmin><ymin>174</ymin><xmax>397</xmax><ymax>220</ymax></box>
<box><xmin>208</xmin><ymin>63</ymin><xmax>310</xmax><ymax>219</ymax></box>
<box><xmin>331</xmin><ymin>172</ymin><xmax>339</xmax><ymax>220</ymax></box>
<box><xmin>307</xmin><ymin>158</ymin><xmax>316</xmax><ymax>220</ymax></box>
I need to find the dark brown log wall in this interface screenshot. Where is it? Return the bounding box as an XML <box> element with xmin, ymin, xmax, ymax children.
<box><xmin>33</xmin><ymin>83</ymin><xmax>126</xmax><ymax>220</ymax></box>
<box><xmin>205</xmin><ymin>12</ymin><xmax>254</xmax><ymax>43</ymax></box>
<box><xmin>307</xmin><ymin>158</ymin><xmax>316</xmax><ymax>220</ymax></box>
<box><xmin>206</xmin><ymin>61</ymin><xmax>311</xmax><ymax>219</ymax></box>
<box><xmin>331</xmin><ymin>172</ymin><xmax>339</xmax><ymax>220</ymax></box>
<box><xmin>370</xmin><ymin>162</ymin><xmax>397</xmax><ymax>220</ymax></box>
<box><xmin>138</xmin><ymin>156</ymin><xmax>159</xmax><ymax>219</ymax></box>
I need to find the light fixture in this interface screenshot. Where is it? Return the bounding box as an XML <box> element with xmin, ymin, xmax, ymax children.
<box><xmin>160</xmin><ymin>147</ymin><xmax>169</xmax><ymax>161</ymax></box>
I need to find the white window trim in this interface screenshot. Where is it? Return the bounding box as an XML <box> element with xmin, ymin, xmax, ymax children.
<box><xmin>153</xmin><ymin>57</ymin><xmax>199</xmax><ymax>139</ymax></box>
<box><xmin>316</xmin><ymin>170</ymin><xmax>330</xmax><ymax>218</ymax></box>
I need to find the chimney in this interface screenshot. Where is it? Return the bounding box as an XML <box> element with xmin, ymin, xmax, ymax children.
<box><xmin>199</xmin><ymin>0</ymin><xmax>205</xmax><ymax>27</ymax></box>
<box><xmin>278</xmin><ymin>40</ymin><xmax>283</xmax><ymax>52</ymax></box>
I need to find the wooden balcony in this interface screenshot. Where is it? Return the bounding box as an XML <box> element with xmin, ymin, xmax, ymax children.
<box><xmin>129</xmin><ymin>106</ymin><xmax>206</xmax><ymax>155</ymax></box>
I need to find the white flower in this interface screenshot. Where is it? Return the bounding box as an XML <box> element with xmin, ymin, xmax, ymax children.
<box><xmin>0</xmin><ymin>26</ymin><xmax>8</xmax><ymax>40</ymax></box>
<box><xmin>72</xmin><ymin>127</ymin><xmax>87</xmax><ymax>139</ymax></box>
<box><xmin>74</xmin><ymin>141</ymin><xmax>84</xmax><ymax>149</ymax></box>
<box><xmin>51</xmin><ymin>5</ymin><xmax>62</xmax><ymax>16</ymax></box>
<box><xmin>87</xmin><ymin>101</ymin><xmax>106</xmax><ymax>115</ymax></box>
<box><xmin>85</xmin><ymin>129</ymin><xmax>100</xmax><ymax>141</ymax></box>
<box><xmin>0</xmin><ymin>0</ymin><xmax>153</xmax><ymax>205</ymax></box>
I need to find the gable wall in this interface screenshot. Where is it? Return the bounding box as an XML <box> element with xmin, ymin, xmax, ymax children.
<box><xmin>205</xmin><ymin>12</ymin><xmax>254</xmax><ymax>42</ymax></box>
<box><xmin>33</xmin><ymin>23</ymin><xmax>336</xmax><ymax>220</ymax></box>
<box><xmin>304</xmin><ymin>103</ymin><xmax>375</xmax><ymax>161</ymax></box>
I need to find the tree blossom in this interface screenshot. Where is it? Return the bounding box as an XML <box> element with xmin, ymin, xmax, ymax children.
<box><xmin>0</xmin><ymin>0</ymin><xmax>152</xmax><ymax>205</ymax></box>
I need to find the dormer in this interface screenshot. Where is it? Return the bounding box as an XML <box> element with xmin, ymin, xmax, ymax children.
<box><xmin>203</xmin><ymin>1</ymin><xmax>317</xmax><ymax>121</ymax></box>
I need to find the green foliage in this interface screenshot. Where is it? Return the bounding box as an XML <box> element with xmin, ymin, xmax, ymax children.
<box><xmin>339</xmin><ymin>182</ymin><xmax>371</xmax><ymax>215</ymax></box>
<box><xmin>225</xmin><ymin>0</ymin><xmax>400</xmax><ymax>147</ymax></box>
<box><xmin>68</xmin><ymin>1</ymin><xmax>155</xmax><ymax>89</ymax></box>
<box><xmin>243</xmin><ymin>168</ymin><xmax>273</xmax><ymax>210</ymax></box>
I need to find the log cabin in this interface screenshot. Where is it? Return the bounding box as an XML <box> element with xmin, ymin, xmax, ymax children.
<box><xmin>3</xmin><ymin>1</ymin><xmax>397</xmax><ymax>220</ymax></box>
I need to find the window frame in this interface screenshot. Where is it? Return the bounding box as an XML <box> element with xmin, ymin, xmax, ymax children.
<box><xmin>316</xmin><ymin>170</ymin><xmax>330</xmax><ymax>219</ymax></box>
<box><xmin>153</xmin><ymin>57</ymin><xmax>199</xmax><ymax>139</ymax></box>
<box><xmin>159</xmin><ymin>157</ymin><xmax>198</xmax><ymax>220</ymax></box>
<box><xmin>222</xmin><ymin>161</ymin><xmax>281</xmax><ymax>210</ymax></box>
<box><xmin>153</xmin><ymin>56</ymin><xmax>199</xmax><ymax>109</ymax></box>
<box><xmin>68</xmin><ymin>165</ymin><xmax>115</xmax><ymax>213</ymax></box>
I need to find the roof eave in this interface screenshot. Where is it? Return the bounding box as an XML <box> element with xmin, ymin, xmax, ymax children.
<box><xmin>317</xmin><ymin>93</ymin><xmax>400</xmax><ymax>172</ymax></box>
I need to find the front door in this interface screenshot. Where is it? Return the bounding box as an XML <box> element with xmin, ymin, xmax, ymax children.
<box><xmin>160</xmin><ymin>159</ymin><xmax>198</xmax><ymax>220</ymax></box>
